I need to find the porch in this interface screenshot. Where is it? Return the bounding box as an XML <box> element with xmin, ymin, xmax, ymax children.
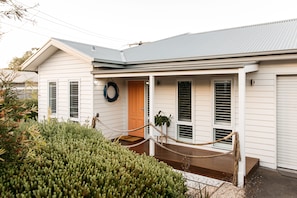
<box><xmin>119</xmin><ymin>138</ymin><xmax>259</xmax><ymax>183</ymax></box>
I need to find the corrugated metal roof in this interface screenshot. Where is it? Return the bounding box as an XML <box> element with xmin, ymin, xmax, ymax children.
<box><xmin>49</xmin><ymin>19</ymin><xmax>297</xmax><ymax>65</ymax></box>
<box><xmin>54</xmin><ymin>38</ymin><xmax>124</xmax><ymax>63</ymax></box>
<box><xmin>123</xmin><ymin>19</ymin><xmax>297</xmax><ymax>64</ymax></box>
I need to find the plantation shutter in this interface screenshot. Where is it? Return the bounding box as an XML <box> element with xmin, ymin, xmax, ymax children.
<box><xmin>49</xmin><ymin>82</ymin><xmax>56</xmax><ymax>114</ymax></box>
<box><xmin>214</xmin><ymin>128</ymin><xmax>232</xmax><ymax>145</ymax></box>
<box><xmin>178</xmin><ymin>125</ymin><xmax>193</xmax><ymax>139</ymax></box>
<box><xmin>214</xmin><ymin>80</ymin><xmax>232</xmax><ymax>147</ymax></box>
<box><xmin>214</xmin><ymin>81</ymin><xmax>231</xmax><ymax>124</ymax></box>
<box><xmin>178</xmin><ymin>81</ymin><xmax>192</xmax><ymax>122</ymax></box>
<box><xmin>177</xmin><ymin>81</ymin><xmax>192</xmax><ymax>140</ymax></box>
<box><xmin>70</xmin><ymin>81</ymin><xmax>79</xmax><ymax>118</ymax></box>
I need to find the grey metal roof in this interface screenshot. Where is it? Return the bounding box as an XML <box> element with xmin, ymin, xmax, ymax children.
<box><xmin>53</xmin><ymin>38</ymin><xmax>124</xmax><ymax>64</ymax></box>
<box><xmin>122</xmin><ymin>19</ymin><xmax>297</xmax><ymax>64</ymax></box>
<box><xmin>53</xmin><ymin>19</ymin><xmax>297</xmax><ymax>65</ymax></box>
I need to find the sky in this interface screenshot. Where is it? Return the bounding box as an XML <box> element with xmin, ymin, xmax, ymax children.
<box><xmin>1</xmin><ymin>0</ymin><xmax>297</xmax><ymax>68</ymax></box>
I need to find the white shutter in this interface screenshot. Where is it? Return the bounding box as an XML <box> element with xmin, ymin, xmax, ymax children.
<box><xmin>277</xmin><ymin>76</ymin><xmax>297</xmax><ymax>170</ymax></box>
<box><xmin>178</xmin><ymin>125</ymin><xmax>193</xmax><ymax>139</ymax></box>
<box><xmin>214</xmin><ymin>81</ymin><xmax>231</xmax><ymax>124</ymax></box>
<box><xmin>177</xmin><ymin>81</ymin><xmax>193</xmax><ymax>140</ymax></box>
<box><xmin>49</xmin><ymin>82</ymin><xmax>56</xmax><ymax>114</ymax></box>
<box><xmin>178</xmin><ymin>81</ymin><xmax>192</xmax><ymax>122</ymax></box>
<box><xmin>70</xmin><ymin>81</ymin><xmax>79</xmax><ymax>118</ymax></box>
<box><xmin>213</xmin><ymin>80</ymin><xmax>232</xmax><ymax>147</ymax></box>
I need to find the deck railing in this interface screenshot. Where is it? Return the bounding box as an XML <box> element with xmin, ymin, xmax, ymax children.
<box><xmin>93</xmin><ymin>116</ymin><xmax>241</xmax><ymax>186</ymax></box>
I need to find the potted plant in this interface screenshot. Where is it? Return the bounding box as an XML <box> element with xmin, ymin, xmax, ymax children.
<box><xmin>154</xmin><ymin>111</ymin><xmax>172</xmax><ymax>143</ymax></box>
<box><xmin>154</xmin><ymin>111</ymin><xmax>172</xmax><ymax>127</ymax></box>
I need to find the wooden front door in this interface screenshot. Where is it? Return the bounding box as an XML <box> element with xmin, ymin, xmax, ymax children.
<box><xmin>128</xmin><ymin>81</ymin><xmax>145</xmax><ymax>137</ymax></box>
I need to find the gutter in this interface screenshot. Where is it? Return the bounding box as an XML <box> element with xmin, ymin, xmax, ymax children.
<box><xmin>92</xmin><ymin>49</ymin><xmax>297</xmax><ymax>68</ymax></box>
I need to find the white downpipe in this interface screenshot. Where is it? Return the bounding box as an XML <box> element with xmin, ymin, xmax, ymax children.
<box><xmin>149</xmin><ymin>75</ymin><xmax>155</xmax><ymax>156</ymax></box>
<box><xmin>238</xmin><ymin>68</ymin><xmax>246</xmax><ymax>187</ymax></box>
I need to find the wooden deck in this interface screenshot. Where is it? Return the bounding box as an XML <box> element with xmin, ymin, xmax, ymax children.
<box><xmin>120</xmin><ymin>139</ymin><xmax>259</xmax><ymax>183</ymax></box>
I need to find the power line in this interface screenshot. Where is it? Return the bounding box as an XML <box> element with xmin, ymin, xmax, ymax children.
<box><xmin>1</xmin><ymin>21</ymin><xmax>49</xmax><ymax>38</ymax></box>
<box><xmin>17</xmin><ymin>1</ymin><xmax>130</xmax><ymax>44</ymax></box>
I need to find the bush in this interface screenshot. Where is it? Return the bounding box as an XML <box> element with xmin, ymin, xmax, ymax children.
<box><xmin>0</xmin><ymin>71</ymin><xmax>38</xmax><ymax>162</ymax></box>
<box><xmin>21</xmin><ymin>98</ymin><xmax>38</xmax><ymax>120</ymax></box>
<box><xmin>0</xmin><ymin>121</ymin><xmax>187</xmax><ymax>197</ymax></box>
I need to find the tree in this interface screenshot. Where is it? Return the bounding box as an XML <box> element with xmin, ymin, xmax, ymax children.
<box><xmin>8</xmin><ymin>48</ymin><xmax>38</xmax><ymax>70</ymax></box>
<box><xmin>0</xmin><ymin>0</ymin><xmax>37</xmax><ymax>37</ymax></box>
<box><xmin>0</xmin><ymin>70</ymin><xmax>39</xmax><ymax>162</ymax></box>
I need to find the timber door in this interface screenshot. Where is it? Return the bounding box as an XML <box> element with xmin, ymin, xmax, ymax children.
<box><xmin>128</xmin><ymin>81</ymin><xmax>145</xmax><ymax>137</ymax></box>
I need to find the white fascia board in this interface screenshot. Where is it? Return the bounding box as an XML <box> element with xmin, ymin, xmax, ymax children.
<box><xmin>94</xmin><ymin>68</ymin><xmax>240</xmax><ymax>78</ymax></box>
<box><xmin>22</xmin><ymin>39</ymin><xmax>57</xmax><ymax>71</ymax></box>
<box><xmin>244</xmin><ymin>64</ymin><xmax>258</xmax><ymax>73</ymax></box>
<box><xmin>22</xmin><ymin>38</ymin><xmax>94</xmax><ymax>71</ymax></box>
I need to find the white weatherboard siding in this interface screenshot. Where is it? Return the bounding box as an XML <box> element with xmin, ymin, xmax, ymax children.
<box><xmin>153</xmin><ymin>64</ymin><xmax>297</xmax><ymax>171</ymax></box>
<box><xmin>245</xmin><ymin>60</ymin><xmax>297</xmax><ymax>169</ymax></box>
<box><xmin>38</xmin><ymin>50</ymin><xmax>94</xmax><ymax>124</ymax></box>
<box><xmin>277</xmin><ymin>75</ymin><xmax>297</xmax><ymax>170</ymax></box>
<box><xmin>195</xmin><ymin>76</ymin><xmax>212</xmax><ymax>144</ymax></box>
<box><xmin>93</xmin><ymin>78</ymin><xmax>126</xmax><ymax>139</ymax></box>
<box><xmin>245</xmin><ymin>64</ymin><xmax>277</xmax><ymax>169</ymax></box>
<box><xmin>154</xmin><ymin>77</ymin><xmax>176</xmax><ymax>139</ymax></box>
<box><xmin>154</xmin><ymin>75</ymin><xmax>234</xmax><ymax>150</ymax></box>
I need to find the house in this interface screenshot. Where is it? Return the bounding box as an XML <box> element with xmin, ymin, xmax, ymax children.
<box><xmin>23</xmin><ymin>19</ymin><xmax>297</xmax><ymax>187</ymax></box>
<box><xmin>0</xmin><ymin>69</ymin><xmax>37</xmax><ymax>99</ymax></box>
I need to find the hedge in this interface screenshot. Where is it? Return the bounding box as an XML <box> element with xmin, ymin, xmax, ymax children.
<box><xmin>0</xmin><ymin>120</ymin><xmax>187</xmax><ymax>197</ymax></box>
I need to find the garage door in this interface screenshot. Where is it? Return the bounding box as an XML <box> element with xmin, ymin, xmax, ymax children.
<box><xmin>277</xmin><ymin>76</ymin><xmax>297</xmax><ymax>170</ymax></box>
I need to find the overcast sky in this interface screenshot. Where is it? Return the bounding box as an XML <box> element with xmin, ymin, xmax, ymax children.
<box><xmin>1</xmin><ymin>0</ymin><xmax>297</xmax><ymax>68</ymax></box>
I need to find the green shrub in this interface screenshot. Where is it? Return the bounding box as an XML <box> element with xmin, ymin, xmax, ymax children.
<box><xmin>21</xmin><ymin>98</ymin><xmax>38</xmax><ymax>120</ymax></box>
<box><xmin>0</xmin><ymin>120</ymin><xmax>187</xmax><ymax>197</ymax></box>
<box><xmin>0</xmin><ymin>71</ymin><xmax>39</xmax><ymax>162</ymax></box>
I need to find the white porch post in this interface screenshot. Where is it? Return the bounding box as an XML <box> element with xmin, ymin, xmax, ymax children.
<box><xmin>149</xmin><ymin>75</ymin><xmax>155</xmax><ymax>156</ymax></box>
<box><xmin>238</xmin><ymin>68</ymin><xmax>246</xmax><ymax>187</ymax></box>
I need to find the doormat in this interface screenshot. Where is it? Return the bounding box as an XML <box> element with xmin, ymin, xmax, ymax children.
<box><xmin>119</xmin><ymin>135</ymin><xmax>143</xmax><ymax>142</ymax></box>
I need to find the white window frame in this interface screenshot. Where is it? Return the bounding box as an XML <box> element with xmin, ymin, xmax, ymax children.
<box><xmin>212</xmin><ymin>78</ymin><xmax>235</xmax><ymax>150</ymax></box>
<box><xmin>69</xmin><ymin>80</ymin><xmax>80</xmax><ymax>122</ymax></box>
<box><xmin>48</xmin><ymin>81</ymin><xmax>58</xmax><ymax>118</ymax></box>
<box><xmin>176</xmin><ymin>79</ymin><xmax>195</xmax><ymax>142</ymax></box>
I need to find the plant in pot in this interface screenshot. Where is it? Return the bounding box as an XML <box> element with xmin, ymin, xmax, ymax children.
<box><xmin>154</xmin><ymin>111</ymin><xmax>172</xmax><ymax>142</ymax></box>
<box><xmin>154</xmin><ymin>111</ymin><xmax>172</xmax><ymax>127</ymax></box>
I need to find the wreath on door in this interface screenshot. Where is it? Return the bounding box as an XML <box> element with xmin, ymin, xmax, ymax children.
<box><xmin>103</xmin><ymin>82</ymin><xmax>119</xmax><ymax>102</ymax></box>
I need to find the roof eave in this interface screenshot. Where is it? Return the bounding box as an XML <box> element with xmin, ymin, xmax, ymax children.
<box><xmin>22</xmin><ymin>38</ymin><xmax>95</xmax><ymax>71</ymax></box>
<box><xmin>124</xmin><ymin>49</ymin><xmax>297</xmax><ymax>65</ymax></box>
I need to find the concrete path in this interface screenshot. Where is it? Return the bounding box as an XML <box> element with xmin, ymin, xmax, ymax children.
<box><xmin>177</xmin><ymin>167</ymin><xmax>297</xmax><ymax>198</ymax></box>
<box><xmin>245</xmin><ymin>167</ymin><xmax>297</xmax><ymax>198</ymax></box>
<box><xmin>176</xmin><ymin>170</ymin><xmax>245</xmax><ymax>197</ymax></box>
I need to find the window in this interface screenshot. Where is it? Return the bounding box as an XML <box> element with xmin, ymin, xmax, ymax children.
<box><xmin>49</xmin><ymin>82</ymin><xmax>56</xmax><ymax>114</ymax></box>
<box><xmin>213</xmin><ymin>80</ymin><xmax>232</xmax><ymax>147</ymax></box>
<box><xmin>178</xmin><ymin>81</ymin><xmax>192</xmax><ymax>121</ymax></box>
<box><xmin>69</xmin><ymin>81</ymin><xmax>79</xmax><ymax>118</ymax></box>
<box><xmin>177</xmin><ymin>81</ymin><xmax>193</xmax><ymax>140</ymax></box>
<box><xmin>214</xmin><ymin>80</ymin><xmax>231</xmax><ymax>125</ymax></box>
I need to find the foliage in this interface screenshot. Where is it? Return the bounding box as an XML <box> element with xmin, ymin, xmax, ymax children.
<box><xmin>8</xmin><ymin>48</ymin><xmax>38</xmax><ymax>70</ymax></box>
<box><xmin>0</xmin><ymin>120</ymin><xmax>188</xmax><ymax>197</ymax></box>
<box><xmin>0</xmin><ymin>70</ymin><xmax>39</xmax><ymax>162</ymax></box>
<box><xmin>154</xmin><ymin>110</ymin><xmax>172</xmax><ymax>127</ymax></box>
<box><xmin>0</xmin><ymin>0</ymin><xmax>28</xmax><ymax>20</ymax></box>
<box><xmin>0</xmin><ymin>148</ymin><xmax>5</xmax><ymax>161</ymax></box>
<box><xmin>21</xmin><ymin>98</ymin><xmax>38</xmax><ymax>120</ymax></box>
<box><xmin>0</xmin><ymin>0</ymin><xmax>37</xmax><ymax>38</ymax></box>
